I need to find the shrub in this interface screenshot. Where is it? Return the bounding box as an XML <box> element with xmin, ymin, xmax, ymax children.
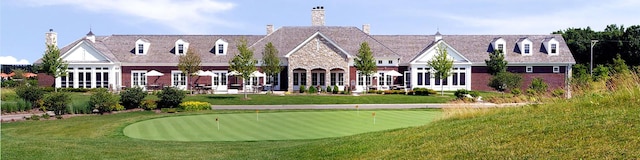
<box><xmin>158</xmin><ymin>87</ymin><xmax>185</xmax><ymax>108</ymax></box>
<box><xmin>529</xmin><ymin>78</ymin><xmax>548</xmax><ymax>95</ymax></box>
<box><xmin>120</xmin><ymin>87</ymin><xmax>147</xmax><ymax>109</ymax></box>
<box><xmin>30</xmin><ymin>114</ymin><xmax>40</xmax><ymax>121</ymax></box>
<box><xmin>15</xmin><ymin>85</ymin><xmax>44</xmax><ymax>108</ymax></box>
<box><xmin>412</xmin><ymin>88</ymin><xmax>436</xmax><ymax>96</ymax></box>
<box><xmin>16</xmin><ymin>98</ymin><xmax>32</xmax><ymax>112</ymax></box>
<box><xmin>526</xmin><ymin>88</ymin><xmax>536</xmax><ymax>95</ymax></box>
<box><xmin>68</xmin><ymin>99</ymin><xmax>92</xmax><ymax>114</ymax></box>
<box><xmin>179</xmin><ymin>101</ymin><xmax>212</xmax><ymax>111</ymax></box>
<box><xmin>89</xmin><ymin>88</ymin><xmax>120</xmax><ymax>113</ymax></box>
<box><xmin>43</xmin><ymin>92</ymin><xmax>71</xmax><ymax>115</ymax></box>
<box><xmin>552</xmin><ymin>89</ymin><xmax>565</xmax><ymax>97</ymax></box>
<box><xmin>113</xmin><ymin>104</ymin><xmax>125</xmax><ymax>111</ymax></box>
<box><xmin>469</xmin><ymin>91</ymin><xmax>480</xmax><ymax>98</ymax></box>
<box><xmin>488</xmin><ymin>72</ymin><xmax>522</xmax><ymax>92</ymax></box>
<box><xmin>308</xmin><ymin>86</ymin><xmax>317</xmax><ymax>94</ymax></box>
<box><xmin>2</xmin><ymin>102</ymin><xmax>17</xmax><ymax>113</ymax></box>
<box><xmin>1</xmin><ymin>88</ymin><xmax>19</xmax><ymax>101</ymax></box>
<box><xmin>326</xmin><ymin>85</ymin><xmax>333</xmax><ymax>93</ymax></box>
<box><xmin>1</xmin><ymin>80</ymin><xmax>18</xmax><ymax>88</ymax></box>
<box><xmin>454</xmin><ymin>89</ymin><xmax>470</xmax><ymax>99</ymax></box>
<box><xmin>42</xmin><ymin>113</ymin><xmax>50</xmax><ymax>119</ymax></box>
<box><xmin>511</xmin><ymin>88</ymin><xmax>522</xmax><ymax>95</ymax></box>
<box><xmin>333</xmin><ymin>85</ymin><xmax>339</xmax><ymax>94</ymax></box>
<box><xmin>141</xmin><ymin>99</ymin><xmax>157</xmax><ymax>110</ymax></box>
<box><xmin>299</xmin><ymin>85</ymin><xmax>306</xmax><ymax>93</ymax></box>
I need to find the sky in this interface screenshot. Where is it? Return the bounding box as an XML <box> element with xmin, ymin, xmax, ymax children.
<box><xmin>1</xmin><ymin>0</ymin><xmax>638</xmax><ymax>65</ymax></box>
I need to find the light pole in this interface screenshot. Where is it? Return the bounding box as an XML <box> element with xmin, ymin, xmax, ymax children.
<box><xmin>590</xmin><ymin>40</ymin><xmax>599</xmax><ymax>76</ymax></box>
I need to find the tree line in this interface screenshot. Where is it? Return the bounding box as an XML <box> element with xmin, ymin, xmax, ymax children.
<box><xmin>554</xmin><ymin>24</ymin><xmax>640</xmax><ymax>67</ymax></box>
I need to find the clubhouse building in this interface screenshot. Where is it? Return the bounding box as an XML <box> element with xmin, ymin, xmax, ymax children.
<box><xmin>37</xmin><ymin>6</ymin><xmax>576</xmax><ymax>93</ymax></box>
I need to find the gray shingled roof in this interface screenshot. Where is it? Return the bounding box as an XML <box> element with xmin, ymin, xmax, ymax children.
<box><xmin>373</xmin><ymin>34</ymin><xmax>575</xmax><ymax>64</ymax></box>
<box><xmin>250</xmin><ymin>26</ymin><xmax>400</xmax><ymax>59</ymax></box>
<box><xmin>37</xmin><ymin>28</ymin><xmax>574</xmax><ymax>66</ymax></box>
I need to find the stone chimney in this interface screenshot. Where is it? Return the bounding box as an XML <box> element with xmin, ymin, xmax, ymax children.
<box><xmin>362</xmin><ymin>24</ymin><xmax>370</xmax><ymax>35</ymax></box>
<box><xmin>311</xmin><ymin>6</ymin><xmax>325</xmax><ymax>26</ymax></box>
<box><xmin>266</xmin><ymin>24</ymin><xmax>274</xmax><ymax>35</ymax></box>
<box><xmin>45</xmin><ymin>29</ymin><xmax>57</xmax><ymax>47</ymax></box>
<box><xmin>86</xmin><ymin>30</ymin><xmax>95</xmax><ymax>43</ymax></box>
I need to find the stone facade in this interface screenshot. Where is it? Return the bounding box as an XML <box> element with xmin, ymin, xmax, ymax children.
<box><xmin>311</xmin><ymin>6</ymin><xmax>325</xmax><ymax>26</ymax></box>
<box><xmin>287</xmin><ymin>36</ymin><xmax>349</xmax><ymax>92</ymax></box>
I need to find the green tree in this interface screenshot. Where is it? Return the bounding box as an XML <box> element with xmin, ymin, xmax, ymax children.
<box><xmin>178</xmin><ymin>48</ymin><xmax>201</xmax><ymax>93</ymax></box>
<box><xmin>354</xmin><ymin>42</ymin><xmax>377</xmax><ymax>94</ymax></box>
<box><xmin>119</xmin><ymin>87</ymin><xmax>147</xmax><ymax>109</ymax></box>
<box><xmin>158</xmin><ymin>87</ymin><xmax>186</xmax><ymax>108</ymax></box>
<box><xmin>488</xmin><ymin>72</ymin><xmax>522</xmax><ymax>92</ymax></box>
<box><xmin>427</xmin><ymin>44</ymin><xmax>454</xmax><ymax>96</ymax></box>
<box><xmin>571</xmin><ymin>64</ymin><xmax>592</xmax><ymax>87</ymax></box>
<box><xmin>485</xmin><ymin>50</ymin><xmax>508</xmax><ymax>76</ymax></box>
<box><xmin>610</xmin><ymin>54</ymin><xmax>629</xmax><ymax>74</ymax></box>
<box><xmin>39</xmin><ymin>44</ymin><xmax>68</xmax><ymax>92</ymax></box>
<box><xmin>229</xmin><ymin>38</ymin><xmax>257</xmax><ymax>99</ymax></box>
<box><xmin>261</xmin><ymin>42</ymin><xmax>281</xmax><ymax>93</ymax></box>
<box><xmin>593</xmin><ymin>64</ymin><xmax>610</xmax><ymax>81</ymax></box>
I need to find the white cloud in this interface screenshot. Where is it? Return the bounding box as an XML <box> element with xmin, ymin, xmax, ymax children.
<box><xmin>24</xmin><ymin>0</ymin><xmax>236</xmax><ymax>34</ymax></box>
<box><xmin>0</xmin><ymin>56</ymin><xmax>30</xmax><ymax>65</ymax></box>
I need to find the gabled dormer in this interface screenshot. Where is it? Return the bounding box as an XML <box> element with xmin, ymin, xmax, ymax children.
<box><xmin>517</xmin><ymin>37</ymin><xmax>533</xmax><ymax>56</ymax></box>
<box><xmin>543</xmin><ymin>37</ymin><xmax>560</xmax><ymax>55</ymax></box>
<box><xmin>491</xmin><ymin>37</ymin><xmax>506</xmax><ymax>53</ymax></box>
<box><xmin>135</xmin><ymin>39</ymin><xmax>150</xmax><ymax>55</ymax></box>
<box><xmin>175</xmin><ymin>39</ymin><xmax>189</xmax><ymax>55</ymax></box>
<box><xmin>214</xmin><ymin>39</ymin><xmax>228</xmax><ymax>55</ymax></box>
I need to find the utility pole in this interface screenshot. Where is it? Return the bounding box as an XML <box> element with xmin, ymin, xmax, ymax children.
<box><xmin>590</xmin><ymin>40</ymin><xmax>599</xmax><ymax>76</ymax></box>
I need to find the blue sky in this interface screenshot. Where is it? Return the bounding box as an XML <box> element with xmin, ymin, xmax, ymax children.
<box><xmin>1</xmin><ymin>0</ymin><xmax>638</xmax><ymax>65</ymax></box>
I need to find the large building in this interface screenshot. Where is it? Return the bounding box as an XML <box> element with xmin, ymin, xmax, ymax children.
<box><xmin>37</xmin><ymin>6</ymin><xmax>576</xmax><ymax>93</ymax></box>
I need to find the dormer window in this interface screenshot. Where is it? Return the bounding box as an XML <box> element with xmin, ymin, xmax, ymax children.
<box><xmin>214</xmin><ymin>39</ymin><xmax>229</xmax><ymax>55</ymax></box>
<box><xmin>491</xmin><ymin>37</ymin><xmax>506</xmax><ymax>54</ymax></box>
<box><xmin>388</xmin><ymin>60</ymin><xmax>393</xmax><ymax>64</ymax></box>
<box><xmin>543</xmin><ymin>37</ymin><xmax>560</xmax><ymax>55</ymax></box>
<box><xmin>178</xmin><ymin>44</ymin><xmax>184</xmax><ymax>54</ymax></box>
<box><xmin>517</xmin><ymin>37</ymin><xmax>533</xmax><ymax>56</ymax></box>
<box><xmin>135</xmin><ymin>39</ymin><xmax>150</xmax><ymax>55</ymax></box>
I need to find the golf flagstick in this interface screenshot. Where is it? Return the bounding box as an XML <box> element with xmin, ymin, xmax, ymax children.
<box><xmin>372</xmin><ymin>112</ymin><xmax>376</xmax><ymax>125</ymax></box>
<box><xmin>355</xmin><ymin>105</ymin><xmax>359</xmax><ymax>115</ymax></box>
<box><xmin>256</xmin><ymin>110</ymin><xmax>259</xmax><ymax>121</ymax></box>
<box><xmin>216</xmin><ymin>117</ymin><xmax>219</xmax><ymax>130</ymax></box>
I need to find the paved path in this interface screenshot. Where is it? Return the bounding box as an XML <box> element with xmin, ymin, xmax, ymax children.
<box><xmin>212</xmin><ymin>103</ymin><xmax>528</xmax><ymax>110</ymax></box>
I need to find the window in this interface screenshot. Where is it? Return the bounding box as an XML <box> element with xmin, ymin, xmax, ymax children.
<box><xmin>132</xmin><ymin>71</ymin><xmax>146</xmax><ymax>87</ymax></box>
<box><xmin>312</xmin><ymin>73</ymin><xmax>318</xmax><ymax>86</ymax></box>
<box><xmin>218</xmin><ymin>44</ymin><xmax>224</xmax><ymax>54</ymax></box>
<box><xmin>551</xmin><ymin>44</ymin><xmax>557</xmax><ymax>54</ymax></box>
<box><xmin>378</xmin><ymin>60</ymin><xmax>383</xmax><ymax>64</ymax></box>
<box><xmin>177</xmin><ymin>44</ymin><xmax>184</xmax><ymax>54</ymax></box>
<box><xmin>425</xmin><ymin>72</ymin><xmax>431</xmax><ymax>85</ymax></box>
<box><xmin>526</xmin><ymin>66</ymin><xmax>533</xmax><ymax>73</ymax></box>
<box><xmin>524</xmin><ymin>44</ymin><xmax>530</xmax><ymax>54</ymax></box>
<box><xmin>379</xmin><ymin>73</ymin><xmax>385</xmax><ymax>85</ymax></box>
<box><xmin>553</xmin><ymin>66</ymin><xmax>560</xmax><ymax>73</ymax></box>
<box><xmin>453</xmin><ymin>73</ymin><xmax>458</xmax><ymax>85</ymax></box>
<box><xmin>386</xmin><ymin>75</ymin><xmax>392</xmax><ymax>86</ymax></box>
<box><xmin>172</xmin><ymin>72</ymin><xmax>187</xmax><ymax>87</ymax></box>
<box><xmin>330</xmin><ymin>73</ymin><xmax>336</xmax><ymax>85</ymax></box>
<box><xmin>138</xmin><ymin>44</ymin><xmax>144</xmax><ymax>54</ymax></box>
<box><xmin>78</xmin><ymin>69</ymin><xmax>84</xmax><ymax>88</ymax></box>
<box><xmin>388</xmin><ymin>60</ymin><xmax>393</xmax><ymax>64</ymax></box>
<box><xmin>460</xmin><ymin>73</ymin><xmax>466</xmax><ymax>85</ymax></box>
<box><xmin>417</xmin><ymin>73</ymin><xmax>423</xmax><ymax>85</ymax></box>
<box><xmin>300</xmin><ymin>73</ymin><xmax>307</xmax><ymax>86</ymax></box>
<box><xmin>212</xmin><ymin>72</ymin><xmax>228</xmax><ymax>86</ymax></box>
<box><xmin>293</xmin><ymin>73</ymin><xmax>299</xmax><ymax>85</ymax></box>
<box><xmin>497</xmin><ymin>44</ymin><xmax>504</xmax><ymax>51</ymax></box>
<box><xmin>435</xmin><ymin>75</ymin><xmax>441</xmax><ymax>85</ymax></box>
<box><xmin>215</xmin><ymin>39</ymin><xmax>228</xmax><ymax>55</ymax></box>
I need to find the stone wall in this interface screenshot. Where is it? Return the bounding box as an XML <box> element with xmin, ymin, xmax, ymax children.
<box><xmin>287</xmin><ymin>36</ymin><xmax>349</xmax><ymax>92</ymax></box>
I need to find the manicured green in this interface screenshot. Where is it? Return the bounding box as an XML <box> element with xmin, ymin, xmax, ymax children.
<box><xmin>124</xmin><ymin>110</ymin><xmax>440</xmax><ymax>141</ymax></box>
<box><xmin>183</xmin><ymin>94</ymin><xmax>454</xmax><ymax>105</ymax></box>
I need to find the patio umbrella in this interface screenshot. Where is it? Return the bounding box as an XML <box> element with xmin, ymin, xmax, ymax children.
<box><xmin>250</xmin><ymin>71</ymin><xmax>266</xmax><ymax>77</ymax></box>
<box><xmin>196</xmin><ymin>70</ymin><xmax>217</xmax><ymax>77</ymax></box>
<box><xmin>228</xmin><ymin>71</ymin><xmax>241</xmax><ymax>76</ymax></box>
<box><xmin>146</xmin><ymin>70</ymin><xmax>164</xmax><ymax>76</ymax></box>
<box><xmin>386</xmin><ymin>70</ymin><xmax>403</xmax><ymax>76</ymax></box>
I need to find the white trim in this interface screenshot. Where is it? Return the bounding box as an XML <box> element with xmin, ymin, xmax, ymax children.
<box><xmin>215</xmin><ymin>39</ymin><xmax>229</xmax><ymax>55</ymax></box>
<box><xmin>175</xmin><ymin>39</ymin><xmax>189</xmax><ymax>55</ymax></box>
<box><xmin>131</xmin><ymin>70</ymin><xmax>147</xmax><ymax>89</ymax></box>
<box><xmin>60</xmin><ymin>40</ymin><xmax>114</xmax><ymax>63</ymax></box>
<box><xmin>410</xmin><ymin>40</ymin><xmax>472</xmax><ymax>65</ymax></box>
<box><xmin>553</xmin><ymin>66</ymin><xmax>560</xmax><ymax>73</ymax></box>
<box><xmin>135</xmin><ymin>39</ymin><xmax>150</xmax><ymax>55</ymax></box>
<box><xmin>526</xmin><ymin>66</ymin><xmax>533</xmax><ymax>73</ymax></box>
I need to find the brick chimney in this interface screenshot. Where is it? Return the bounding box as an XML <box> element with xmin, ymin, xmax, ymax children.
<box><xmin>266</xmin><ymin>24</ymin><xmax>274</xmax><ymax>35</ymax></box>
<box><xmin>311</xmin><ymin>6</ymin><xmax>325</xmax><ymax>26</ymax></box>
<box><xmin>362</xmin><ymin>24</ymin><xmax>370</xmax><ymax>35</ymax></box>
<box><xmin>45</xmin><ymin>29</ymin><xmax>57</xmax><ymax>47</ymax></box>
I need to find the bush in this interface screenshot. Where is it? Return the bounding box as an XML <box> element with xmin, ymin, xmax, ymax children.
<box><xmin>2</xmin><ymin>102</ymin><xmax>17</xmax><ymax>113</ymax></box>
<box><xmin>42</xmin><ymin>113</ymin><xmax>50</xmax><ymax>119</ymax></box>
<box><xmin>454</xmin><ymin>89</ymin><xmax>470</xmax><ymax>99</ymax></box>
<box><xmin>158</xmin><ymin>87</ymin><xmax>185</xmax><ymax>108</ymax></box>
<box><xmin>44</xmin><ymin>92</ymin><xmax>71</xmax><ymax>115</ymax></box>
<box><xmin>469</xmin><ymin>91</ymin><xmax>480</xmax><ymax>98</ymax></box>
<box><xmin>552</xmin><ymin>89</ymin><xmax>565</xmax><ymax>97</ymax></box>
<box><xmin>15</xmin><ymin>85</ymin><xmax>44</xmax><ymax>108</ymax></box>
<box><xmin>141</xmin><ymin>99</ymin><xmax>157</xmax><ymax>110</ymax></box>
<box><xmin>179</xmin><ymin>101</ymin><xmax>212</xmax><ymax>111</ymax></box>
<box><xmin>30</xmin><ymin>114</ymin><xmax>40</xmax><ymax>121</ymax></box>
<box><xmin>113</xmin><ymin>104</ymin><xmax>125</xmax><ymax>111</ymax></box>
<box><xmin>299</xmin><ymin>85</ymin><xmax>306</xmax><ymax>93</ymax></box>
<box><xmin>68</xmin><ymin>99</ymin><xmax>92</xmax><ymax>114</ymax></box>
<box><xmin>488</xmin><ymin>72</ymin><xmax>522</xmax><ymax>92</ymax></box>
<box><xmin>308</xmin><ymin>86</ymin><xmax>317</xmax><ymax>94</ymax></box>
<box><xmin>1</xmin><ymin>88</ymin><xmax>19</xmax><ymax>101</ymax></box>
<box><xmin>16</xmin><ymin>98</ymin><xmax>32</xmax><ymax>112</ymax></box>
<box><xmin>333</xmin><ymin>85</ymin><xmax>339</xmax><ymax>94</ymax></box>
<box><xmin>511</xmin><ymin>88</ymin><xmax>522</xmax><ymax>95</ymax></box>
<box><xmin>412</xmin><ymin>88</ymin><xmax>436</xmax><ymax>96</ymax></box>
<box><xmin>529</xmin><ymin>78</ymin><xmax>548</xmax><ymax>95</ymax></box>
<box><xmin>1</xmin><ymin>80</ymin><xmax>18</xmax><ymax>88</ymax></box>
<box><xmin>526</xmin><ymin>88</ymin><xmax>536</xmax><ymax>95</ymax></box>
<box><xmin>55</xmin><ymin>115</ymin><xmax>63</xmax><ymax>119</ymax></box>
<box><xmin>120</xmin><ymin>87</ymin><xmax>147</xmax><ymax>109</ymax></box>
<box><xmin>325</xmin><ymin>85</ymin><xmax>333</xmax><ymax>93</ymax></box>
<box><xmin>90</xmin><ymin>88</ymin><xmax>120</xmax><ymax>113</ymax></box>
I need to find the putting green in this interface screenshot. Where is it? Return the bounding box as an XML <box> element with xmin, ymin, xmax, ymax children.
<box><xmin>123</xmin><ymin>110</ymin><xmax>440</xmax><ymax>141</ymax></box>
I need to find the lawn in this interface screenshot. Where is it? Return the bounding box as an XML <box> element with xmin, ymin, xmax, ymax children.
<box><xmin>123</xmin><ymin>110</ymin><xmax>441</xmax><ymax>141</ymax></box>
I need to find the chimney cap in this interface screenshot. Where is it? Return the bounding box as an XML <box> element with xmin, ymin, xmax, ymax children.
<box><xmin>49</xmin><ymin>29</ymin><xmax>53</xmax><ymax>32</ymax></box>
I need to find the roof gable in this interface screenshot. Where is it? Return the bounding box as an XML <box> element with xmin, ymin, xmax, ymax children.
<box><xmin>411</xmin><ymin>40</ymin><xmax>471</xmax><ymax>64</ymax></box>
<box><xmin>284</xmin><ymin>32</ymin><xmax>351</xmax><ymax>58</ymax></box>
<box><xmin>61</xmin><ymin>40</ymin><xmax>113</xmax><ymax>63</ymax></box>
